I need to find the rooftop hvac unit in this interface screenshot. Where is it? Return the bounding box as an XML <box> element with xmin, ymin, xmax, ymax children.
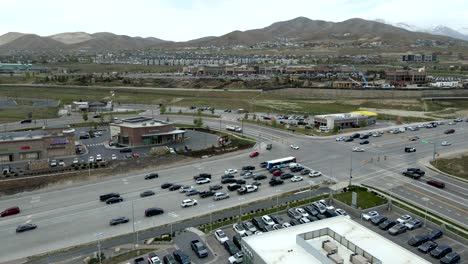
<box><xmin>322</xmin><ymin>240</ymin><xmax>337</xmax><ymax>254</ymax></box>
<box><xmin>350</xmin><ymin>253</ymin><xmax>370</xmax><ymax>264</ymax></box>
<box><xmin>327</xmin><ymin>253</ymin><xmax>344</xmax><ymax>264</ymax></box>
<box><xmin>142</xmin><ymin>123</ymin><xmax>147</xmax><ymax>126</ymax></box>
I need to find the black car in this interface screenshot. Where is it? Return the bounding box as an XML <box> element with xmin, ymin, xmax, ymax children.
<box><xmin>444</xmin><ymin>129</ymin><xmax>455</xmax><ymax>134</ymax></box>
<box><xmin>79</xmin><ymin>134</ymin><xmax>90</xmax><ymax>139</ymax></box>
<box><xmin>145</xmin><ymin>207</ymin><xmax>164</xmax><ymax>217</ymax></box>
<box><xmin>20</xmin><ymin>119</ymin><xmax>32</xmax><ymax>124</ymax></box>
<box><xmin>408</xmin><ymin>235</ymin><xmax>430</xmax><ymax>247</ymax></box>
<box><xmin>221</xmin><ymin>178</ymin><xmax>237</xmax><ymax>184</ymax></box>
<box><xmin>270</xmin><ymin>215</ymin><xmax>287</xmax><ymax>225</ymax></box>
<box><xmin>371</xmin><ymin>215</ymin><xmax>388</xmax><ymax>226</ymax></box>
<box><xmin>236</xmin><ymin>179</ymin><xmax>246</xmax><ymax>184</ymax></box>
<box><xmin>221</xmin><ymin>174</ymin><xmax>235</xmax><ymax>179</ymax></box>
<box><xmin>227</xmin><ymin>183</ymin><xmax>242</xmax><ymax>191</ymax></box>
<box><xmin>106</xmin><ymin>197</ymin><xmax>123</xmax><ymax>204</ymax></box>
<box><xmin>351</xmin><ymin>133</ymin><xmax>360</xmax><ymax>139</ymax></box>
<box><xmin>324</xmin><ymin>209</ymin><xmax>338</xmax><ymax>218</ymax></box>
<box><xmin>252</xmin><ymin>216</ymin><xmax>266</xmax><ymax>230</ymax></box>
<box><xmin>428</xmin><ymin>229</ymin><xmax>443</xmax><ymax>240</ymax></box>
<box><xmin>233</xmin><ymin>234</ymin><xmax>242</xmax><ymax>249</ymax></box>
<box><xmin>109</xmin><ymin>216</ymin><xmax>129</xmax><ymax>226</ymax></box>
<box><xmin>209</xmin><ymin>184</ymin><xmax>223</xmax><ymax>191</ymax></box>
<box><xmin>199</xmin><ymin>190</ymin><xmax>215</xmax><ymax>198</ymax></box>
<box><xmin>360</xmin><ymin>134</ymin><xmax>369</xmax><ymax>139</ymax></box>
<box><xmin>303</xmin><ymin>205</ymin><xmax>319</xmax><ymax>216</ymax></box>
<box><xmin>344</xmin><ymin>137</ymin><xmax>354</xmax><ymax>142</ymax></box>
<box><xmin>169</xmin><ymin>184</ymin><xmax>182</xmax><ymax>191</ymax></box>
<box><xmin>99</xmin><ymin>192</ymin><xmax>120</xmax><ymax>202</ymax></box>
<box><xmin>145</xmin><ymin>173</ymin><xmax>159</xmax><ymax>180</ymax></box>
<box><xmin>280</xmin><ymin>173</ymin><xmax>294</xmax><ymax>180</ymax></box>
<box><xmin>120</xmin><ymin>148</ymin><xmax>132</xmax><ymax>153</ymax></box>
<box><xmin>161</xmin><ymin>183</ymin><xmax>173</xmax><ymax>189</ymax></box>
<box><xmin>379</xmin><ymin>220</ymin><xmax>397</xmax><ymax>230</ymax></box>
<box><xmin>163</xmin><ymin>254</ymin><xmax>177</xmax><ymax>264</ymax></box>
<box><xmin>223</xmin><ymin>240</ymin><xmax>240</xmax><ymax>255</ymax></box>
<box><xmin>307</xmin><ymin>215</ymin><xmax>319</xmax><ymax>221</ymax></box>
<box><xmin>290</xmin><ymin>166</ymin><xmax>303</xmax><ymax>173</ymax></box>
<box><xmin>418</xmin><ymin>241</ymin><xmax>438</xmax><ymax>254</ymax></box>
<box><xmin>254</xmin><ymin>174</ymin><xmax>267</xmax><ymax>180</ymax></box>
<box><xmin>440</xmin><ymin>252</ymin><xmax>461</xmax><ymax>264</ymax></box>
<box><xmin>430</xmin><ymin>245</ymin><xmax>452</xmax><ymax>259</ymax></box>
<box><xmin>407</xmin><ymin>168</ymin><xmax>425</xmax><ymax>176</ymax></box>
<box><xmin>140</xmin><ymin>190</ymin><xmax>155</xmax><ymax>197</ymax></box>
<box><xmin>173</xmin><ymin>249</ymin><xmax>191</xmax><ymax>264</ymax></box>
<box><xmin>260</xmin><ymin>162</ymin><xmax>268</xmax><ymax>168</ymax></box>
<box><xmin>242</xmin><ymin>165</ymin><xmax>255</xmax><ymax>171</ymax></box>
<box><xmin>402</xmin><ymin>171</ymin><xmax>421</xmax><ymax>179</ymax></box>
<box><xmin>16</xmin><ymin>223</ymin><xmax>37</xmax><ymax>233</ymax></box>
<box><xmin>194</xmin><ymin>173</ymin><xmax>211</xmax><ymax>180</ymax></box>
<box><xmin>316</xmin><ymin>214</ymin><xmax>327</xmax><ymax>220</ymax></box>
<box><xmin>269</xmin><ymin>179</ymin><xmax>284</xmax><ymax>186</ymax></box>
<box><xmin>301</xmin><ymin>169</ymin><xmax>311</xmax><ymax>175</ymax></box>
<box><xmin>360</xmin><ymin>140</ymin><xmax>370</xmax><ymax>145</ymax></box>
<box><xmin>289</xmin><ymin>219</ymin><xmax>301</xmax><ymax>226</ymax></box>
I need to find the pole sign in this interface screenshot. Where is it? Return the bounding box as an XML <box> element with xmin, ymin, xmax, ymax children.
<box><xmin>352</xmin><ymin>192</ymin><xmax>357</xmax><ymax>208</ymax></box>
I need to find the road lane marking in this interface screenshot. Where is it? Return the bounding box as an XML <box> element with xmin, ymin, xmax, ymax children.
<box><xmin>401</xmin><ymin>185</ymin><xmax>468</xmax><ymax>214</ymax></box>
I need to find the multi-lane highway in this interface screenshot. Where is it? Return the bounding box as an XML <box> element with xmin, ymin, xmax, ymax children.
<box><xmin>0</xmin><ymin>114</ymin><xmax>467</xmax><ymax>263</ymax></box>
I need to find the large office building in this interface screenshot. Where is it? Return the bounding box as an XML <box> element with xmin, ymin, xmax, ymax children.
<box><xmin>241</xmin><ymin>216</ymin><xmax>430</xmax><ymax>264</ymax></box>
<box><xmin>0</xmin><ymin>125</ymin><xmax>76</xmax><ymax>163</ymax></box>
<box><xmin>110</xmin><ymin>117</ymin><xmax>185</xmax><ymax>147</ymax></box>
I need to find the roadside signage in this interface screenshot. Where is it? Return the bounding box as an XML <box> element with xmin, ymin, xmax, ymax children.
<box><xmin>421</xmin><ymin>140</ymin><xmax>429</xmax><ymax>143</ymax></box>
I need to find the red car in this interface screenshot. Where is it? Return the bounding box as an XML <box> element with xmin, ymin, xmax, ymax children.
<box><xmin>249</xmin><ymin>152</ymin><xmax>259</xmax><ymax>158</ymax></box>
<box><xmin>272</xmin><ymin>170</ymin><xmax>284</xmax><ymax>176</ymax></box>
<box><xmin>132</xmin><ymin>152</ymin><xmax>140</xmax><ymax>158</ymax></box>
<box><xmin>427</xmin><ymin>180</ymin><xmax>445</xmax><ymax>189</ymax></box>
<box><xmin>1</xmin><ymin>206</ymin><xmax>20</xmax><ymax>217</ymax></box>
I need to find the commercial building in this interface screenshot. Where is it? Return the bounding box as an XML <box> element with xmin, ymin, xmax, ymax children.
<box><xmin>402</xmin><ymin>53</ymin><xmax>437</xmax><ymax>62</ymax></box>
<box><xmin>313</xmin><ymin>111</ymin><xmax>377</xmax><ymax>130</ymax></box>
<box><xmin>71</xmin><ymin>101</ymin><xmax>113</xmax><ymax>112</ymax></box>
<box><xmin>241</xmin><ymin>216</ymin><xmax>430</xmax><ymax>264</ymax></box>
<box><xmin>0</xmin><ymin>63</ymin><xmax>47</xmax><ymax>73</ymax></box>
<box><xmin>0</xmin><ymin>125</ymin><xmax>76</xmax><ymax>163</ymax></box>
<box><xmin>385</xmin><ymin>70</ymin><xmax>427</xmax><ymax>85</ymax></box>
<box><xmin>110</xmin><ymin>117</ymin><xmax>185</xmax><ymax>147</ymax></box>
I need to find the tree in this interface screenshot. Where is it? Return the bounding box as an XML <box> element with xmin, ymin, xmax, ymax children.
<box><xmin>359</xmin><ymin>120</ymin><xmax>367</xmax><ymax>128</ymax></box>
<box><xmin>252</xmin><ymin>114</ymin><xmax>257</xmax><ymax>120</ymax></box>
<box><xmin>168</xmin><ymin>107</ymin><xmax>172</xmax><ymax>112</ymax></box>
<box><xmin>82</xmin><ymin>113</ymin><xmax>88</xmax><ymax>122</ymax></box>
<box><xmin>244</xmin><ymin>113</ymin><xmax>248</xmax><ymax>120</ymax></box>
<box><xmin>197</xmin><ymin>109</ymin><xmax>202</xmax><ymax>116</ymax></box>
<box><xmin>210</xmin><ymin>108</ymin><xmax>215</xmax><ymax>114</ymax></box>
<box><xmin>99</xmin><ymin>114</ymin><xmax>104</xmax><ymax>124</ymax></box>
<box><xmin>271</xmin><ymin>119</ymin><xmax>277</xmax><ymax>128</ymax></box>
<box><xmin>333</xmin><ymin>126</ymin><xmax>339</xmax><ymax>133</ymax></box>
<box><xmin>160</xmin><ymin>105</ymin><xmax>166</xmax><ymax>114</ymax></box>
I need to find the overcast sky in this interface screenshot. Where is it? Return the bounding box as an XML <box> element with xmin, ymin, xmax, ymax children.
<box><xmin>1</xmin><ymin>0</ymin><xmax>467</xmax><ymax>41</ymax></box>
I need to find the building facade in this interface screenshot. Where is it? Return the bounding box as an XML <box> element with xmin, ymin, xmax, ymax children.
<box><xmin>313</xmin><ymin>111</ymin><xmax>377</xmax><ymax>130</ymax></box>
<box><xmin>385</xmin><ymin>70</ymin><xmax>427</xmax><ymax>85</ymax></box>
<box><xmin>110</xmin><ymin>117</ymin><xmax>185</xmax><ymax>147</ymax></box>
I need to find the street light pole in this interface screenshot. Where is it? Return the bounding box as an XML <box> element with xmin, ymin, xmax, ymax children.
<box><xmin>422</xmin><ymin>197</ymin><xmax>430</xmax><ymax>227</ymax></box>
<box><xmin>95</xmin><ymin>232</ymin><xmax>103</xmax><ymax>264</ymax></box>
<box><xmin>349</xmin><ymin>150</ymin><xmax>353</xmax><ymax>187</ymax></box>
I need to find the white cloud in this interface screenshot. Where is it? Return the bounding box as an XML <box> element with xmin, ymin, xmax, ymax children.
<box><xmin>0</xmin><ymin>0</ymin><xmax>466</xmax><ymax>41</ymax></box>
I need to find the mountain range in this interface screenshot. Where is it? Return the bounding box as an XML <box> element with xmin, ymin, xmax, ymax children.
<box><xmin>375</xmin><ymin>19</ymin><xmax>468</xmax><ymax>41</ymax></box>
<box><xmin>0</xmin><ymin>17</ymin><xmax>465</xmax><ymax>54</ymax></box>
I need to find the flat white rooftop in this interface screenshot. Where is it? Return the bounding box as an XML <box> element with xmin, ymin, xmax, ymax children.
<box><xmin>315</xmin><ymin>113</ymin><xmax>366</xmax><ymax>119</ymax></box>
<box><xmin>243</xmin><ymin>216</ymin><xmax>430</xmax><ymax>264</ymax></box>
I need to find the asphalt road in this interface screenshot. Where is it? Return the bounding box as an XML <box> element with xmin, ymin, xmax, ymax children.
<box><xmin>0</xmin><ymin>113</ymin><xmax>467</xmax><ymax>262</ymax></box>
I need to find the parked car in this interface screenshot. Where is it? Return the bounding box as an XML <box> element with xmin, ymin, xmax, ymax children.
<box><xmin>408</xmin><ymin>235</ymin><xmax>430</xmax><ymax>247</ymax></box>
<box><xmin>172</xmin><ymin>249</ymin><xmax>191</xmax><ymax>264</ymax></box>
<box><xmin>396</xmin><ymin>214</ymin><xmax>412</xmax><ymax>224</ymax></box>
<box><xmin>361</xmin><ymin>211</ymin><xmax>379</xmax><ymax>221</ymax></box>
<box><xmin>280</xmin><ymin>173</ymin><xmax>294</xmax><ymax>180</ymax></box>
<box><xmin>405</xmin><ymin>219</ymin><xmax>423</xmax><ymax>230</ymax></box>
<box><xmin>233</xmin><ymin>223</ymin><xmax>246</xmax><ymax>236</ymax></box>
<box><xmin>388</xmin><ymin>223</ymin><xmax>408</xmax><ymax>235</ymax></box>
<box><xmin>418</xmin><ymin>241</ymin><xmax>438</xmax><ymax>254</ymax></box>
<box><xmin>261</xmin><ymin>215</ymin><xmax>275</xmax><ymax>226</ymax></box>
<box><xmin>371</xmin><ymin>215</ymin><xmax>388</xmax><ymax>226</ymax></box>
<box><xmin>427</xmin><ymin>229</ymin><xmax>443</xmax><ymax>240</ymax></box>
<box><xmin>334</xmin><ymin>208</ymin><xmax>350</xmax><ymax>219</ymax></box>
<box><xmin>228</xmin><ymin>252</ymin><xmax>243</xmax><ymax>264</ymax></box>
<box><xmin>430</xmin><ymin>245</ymin><xmax>452</xmax><ymax>259</ymax></box>
<box><xmin>190</xmin><ymin>239</ymin><xmax>208</xmax><ymax>258</ymax></box>
<box><xmin>440</xmin><ymin>252</ymin><xmax>461</xmax><ymax>264</ymax></box>
<box><xmin>223</xmin><ymin>240</ymin><xmax>240</xmax><ymax>256</ymax></box>
<box><xmin>379</xmin><ymin>220</ymin><xmax>397</xmax><ymax>230</ymax></box>
<box><xmin>147</xmin><ymin>252</ymin><xmax>161</xmax><ymax>264</ymax></box>
<box><xmin>242</xmin><ymin>221</ymin><xmax>257</xmax><ymax>233</ymax></box>
<box><xmin>308</xmin><ymin>171</ymin><xmax>322</xmax><ymax>177</ymax></box>
<box><xmin>252</xmin><ymin>216</ymin><xmax>267</xmax><ymax>231</ymax></box>
<box><xmin>291</xmin><ymin>175</ymin><xmax>303</xmax><ymax>182</ymax></box>
<box><xmin>215</xmin><ymin>229</ymin><xmax>229</xmax><ymax>244</ymax></box>
<box><xmin>287</xmin><ymin>208</ymin><xmax>302</xmax><ymax>220</ymax></box>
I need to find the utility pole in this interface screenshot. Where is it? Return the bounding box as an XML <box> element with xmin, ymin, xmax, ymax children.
<box><xmin>95</xmin><ymin>232</ymin><xmax>103</xmax><ymax>264</ymax></box>
<box><xmin>349</xmin><ymin>151</ymin><xmax>353</xmax><ymax>187</ymax></box>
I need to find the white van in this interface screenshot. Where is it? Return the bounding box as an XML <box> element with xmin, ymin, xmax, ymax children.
<box><xmin>289</xmin><ymin>163</ymin><xmax>299</xmax><ymax>169</ymax></box>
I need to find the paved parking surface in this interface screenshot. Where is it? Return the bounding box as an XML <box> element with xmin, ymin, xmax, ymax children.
<box><xmin>173</xmin><ymin>230</ymin><xmax>215</xmax><ymax>264</ymax></box>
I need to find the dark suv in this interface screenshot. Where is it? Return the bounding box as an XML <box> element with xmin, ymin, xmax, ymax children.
<box><xmin>408</xmin><ymin>235</ymin><xmax>430</xmax><ymax>247</ymax></box>
<box><xmin>172</xmin><ymin>250</ymin><xmax>190</xmax><ymax>264</ymax></box>
<box><xmin>430</xmin><ymin>245</ymin><xmax>452</xmax><ymax>259</ymax></box>
<box><xmin>99</xmin><ymin>193</ymin><xmax>120</xmax><ymax>202</ymax></box>
<box><xmin>242</xmin><ymin>165</ymin><xmax>255</xmax><ymax>171</ymax></box>
<box><xmin>145</xmin><ymin>173</ymin><xmax>159</xmax><ymax>180</ymax></box>
<box><xmin>145</xmin><ymin>207</ymin><xmax>164</xmax><ymax>217</ymax></box>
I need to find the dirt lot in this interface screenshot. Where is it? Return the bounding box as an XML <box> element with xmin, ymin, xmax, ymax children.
<box><xmin>431</xmin><ymin>152</ymin><xmax>468</xmax><ymax>179</ymax></box>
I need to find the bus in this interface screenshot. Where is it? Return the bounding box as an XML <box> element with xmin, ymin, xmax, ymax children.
<box><xmin>266</xmin><ymin>157</ymin><xmax>296</xmax><ymax>169</ymax></box>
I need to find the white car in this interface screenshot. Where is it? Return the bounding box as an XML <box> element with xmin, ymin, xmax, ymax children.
<box><xmin>169</xmin><ymin>148</ymin><xmax>176</xmax><ymax>154</ymax></box>
<box><xmin>299</xmin><ymin>217</ymin><xmax>310</xmax><ymax>224</ymax></box>
<box><xmin>58</xmin><ymin>160</ymin><xmax>66</xmax><ymax>167</ymax></box>
<box><xmin>319</xmin><ymin>199</ymin><xmax>335</xmax><ymax>210</ymax></box>
<box><xmin>225</xmin><ymin>169</ymin><xmax>238</xmax><ymax>175</ymax></box>
<box><xmin>96</xmin><ymin>154</ymin><xmax>102</xmax><ymax>162</ymax></box>
<box><xmin>88</xmin><ymin>156</ymin><xmax>95</xmax><ymax>163</ymax></box>
<box><xmin>181</xmin><ymin>199</ymin><xmax>198</xmax><ymax>208</ymax></box>
<box><xmin>214</xmin><ymin>229</ymin><xmax>229</xmax><ymax>244</ymax></box>
<box><xmin>396</xmin><ymin>214</ymin><xmax>412</xmax><ymax>224</ymax></box>
<box><xmin>111</xmin><ymin>154</ymin><xmax>117</xmax><ymax>160</ymax></box>
<box><xmin>290</xmin><ymin>144</ymin><xmax>299</xmax><ymax>150</ymax></box>
<box><xmin>309</xmin><ymin>171</ymin><xmax>322</xmax><ymax>177</ymax></box>
<box><xmin>261</xmin><ymin>215</ymin><xmax>275</xmax><ymax>226</ymax></box>
<box><xmin>291</xmin><ymin>175</ymin><xmax>303</xmax><ymax>182</ymax></box>
<box><xmin>295</xmin><ymin>207</ymin><xmax>309</xmax><ymax>218</ymax></box>
<box><xmin>72</xmin><ymin>158</ymin><xmax>79</xmax><ymax>164</ymax></box>
<box><xmin>228</xmin><ymin>252</ymin><xmax>243</xmax><ymax>264</ymax></box>
<box><xmin>195</xmin><ymin>177</ymin><xmax>211</xmax><ymax>184</ymax></box>
<box><xmin>361</xmin><ymin>211</ymin><xmax>379</xmax><ymax>221</ymax></box>
<box><xmin>335</xmin><ymin>208</ymin><xmax>351</xmax><ymax>219</ymax></box>
<box><xmin>233</xmin><ymin>223</ymin><xmax>246</xmax><ymax>236</ymax></box>
<box><xmin>179</xmin><ymin>186</ymin><xmax>194</xmax><ymax>193</ymax></box>
<box><xmin>352</xmin><ymin>147</ymin><xmax>365</xmax><ymax>152</ymax></box>
<box><xmin>448</xmin><ymin>122</ymin><xmax>455</xmax><ymax>125</ymax></box>
<box><xmin>335</xmin><ymin>136</ymin><xmax>345</xmax><ymax>141</ymax></box>
<box><xmin>441</xmin><ymin>141</ymin><xmax>451</xmax><ymax>146</ymax></box>
<box><xmin>282</xmin><ymin>222</ymin><xmax>292</xmax><ymax>228</ymax></box>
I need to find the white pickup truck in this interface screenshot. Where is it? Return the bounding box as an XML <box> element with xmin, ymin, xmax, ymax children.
<box><xmin>237</xmin><ymin>184</ymin><xmax>258</xmax><ymax>195</ymax></box>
